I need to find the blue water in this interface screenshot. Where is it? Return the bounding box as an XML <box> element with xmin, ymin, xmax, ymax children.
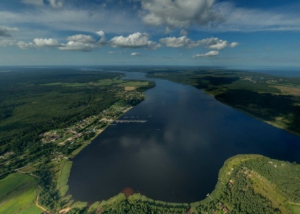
<box><xmin>68</xmin><ymin>71</ymin><xmax>300</xmax><ymax>203</ymax></box>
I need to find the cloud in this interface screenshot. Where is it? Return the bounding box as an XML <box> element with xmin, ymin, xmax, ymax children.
<box><xmin>180</xmin><ymin>29</ymin><xmax>188</xmax><ymax>36</ymax></box>
<box><xmin>131</xmin><ymin>52</ymin><xmax>140</xmax><ymax>56</ymax></box>
<box><xmin>213</xmin><ymin>2</ymin><xmax>300</xmax><ymax>32</ymax></box>
<box><xmin>21</xmin><ymin>0</ymin><xmax>63</xmax><ymax>8</ymax></box>
<box><xmin>202</xmin><ymin>38</ymin><xmax>239</xmax><ymax>50</ymax></box>
<box><xmin>17</xmin><ymin>35</ymin><xmax>96</xmax><ymax>51</ymax></box>
<box><xmin>96</xmin><ymin>31</ymin><xmax>106</xmax><ymax>44</ymax></box>
<box><xmin>59</xmin><ymin>41</ymin><xmax>97</xmax><ymax>52</ymax></box>
<box><xmin>33</xmin><ymin>38</ymin><xmax>61</xmax><ymax>47</ymax></box>
<box><xmin>17</xmin><ymin>38</ymin><xmax>61</xmax><ymax>49</ymax></box>
<box><xmin>109</xmin><ymin>32</ymin><xmax>160</xmax><ymax>49</ymax></box>
<box><xmin>159</xmin><ymin>36</ymin><xmax>199</xmax><ymax>48</ymax></box>
<box><xmin>60</xmin><ymin>31</ymin><xmax>106</xmax><ymax>51</ymax></box>
<box><xmin>0</xmin><ymin>39</ymin><xmax>15</xmax><ymax>47</ymax></box>
<box><xmin>193</xmin><ymin>50</ymin><xmax>219</xmax><ymax>58</ymax></box>
<box><xmin>0</xmin><ymin>26</ymin><xmax>19</xmax><ymax>37</ymax></box>
<box><xmin>229</xmin><ymin>42</ymin><xmax>239</xmax><ymax>47</ymax></box>
<box><xmin>159</xmin><ymin>36</ymin><xmax>238</xmax><ymax>49</ymax></box>
<box><xmin>48</xmin><ymin>0</ymin><xmax>63</xmax><ymax>8</ymax></box>
<box><xmin>17</xmin><ymin>41</ymin><xmax>36</xmax><ymax>49</ymax></box>
<box><xmin>21</xmin><ymin>0</ymin><xmax>44</xmax><ymax>6</ymax></box>
<box><xmin>66</xmin><ymin>34</ymin><xmax>95</xmax><ymax>44</ymax></box>
<box><xmin>140</xmin><ymin>0</ymin><xmax>223</xmax><ymax>29</ymax></box>
<box><xmin>0</xmin><ymin>7</ymin><xmax>142</xmax><ymax>38</ymax></box>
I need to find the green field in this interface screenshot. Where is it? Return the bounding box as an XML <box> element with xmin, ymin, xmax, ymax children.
<box><xmin>42</xmin><ymin>77</ymin><xmax>149</xmax><ymax>88</ymax></box>
<box><xmin>0</xmin><ymin>173</ymin><xmax>41</xmax><ymax>214</ymax></box>
<box><xmin>57</xmin><ymin>160</ymin><xmax>73</xmax><ymax>197</ymax></box>
<box><xmin>291</xmin><ymin>205</ymin><xmax>300</xmax><ymax>214</ymax></box>
<box><xmin>1</xmin><ymin>68</ymin><xmax>300</xmax><ymax>213</ymax></box>
<box><xmin>122</xmin><ymin>81</ymin><xmax>149</xmax><ymax>87</ymax></box>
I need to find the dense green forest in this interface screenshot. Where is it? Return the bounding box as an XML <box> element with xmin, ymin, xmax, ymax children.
<box><xmin>1</xmin><ymin>68</ymin><xmax>300</xmax><ymax>213</ymax></box>
<box><xmin>146</xmin><ymin>69</ymin><xmax>300</xmax><ymax>135</ymax></box>
<box><xmin>0</xmin><ymin>69</ymin><xmax>154</xmax><ymax>177</ymax></box>
<box><xmin>51</xmin><ymin>155</ymin><xmax>300</xmax><ymax>214</ymax></box>
<box><xmin>0</xmin><ymin>70</ymin><xmax>116</xmax><ymax>177</ymax></box>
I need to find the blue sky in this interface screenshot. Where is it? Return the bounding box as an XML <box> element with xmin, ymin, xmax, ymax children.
<box><xmin>0</xmin><ymin>0</ymin><xmax>300</xmax><ymax>67</ymax></box>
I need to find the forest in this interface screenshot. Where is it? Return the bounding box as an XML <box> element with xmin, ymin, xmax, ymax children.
<box><xmin>1</xmin><ymin>67</ymin><xmax>300</xmax><ymax>214</ymax></box>
<box><xmin>52</xmin><ymin>155</ymin><xmax>300</xmax><ymax>214</ymax></box>
<box><xmin>146</xmin><ymin>68</ymin><xmax>300</xmax><ymax>135</ymax></box>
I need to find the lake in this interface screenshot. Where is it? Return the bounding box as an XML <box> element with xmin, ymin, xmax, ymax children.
<box><xmin>68</xmin><ymin>71</ymin><xmax>300</xmax><ymax>203</ymax></box>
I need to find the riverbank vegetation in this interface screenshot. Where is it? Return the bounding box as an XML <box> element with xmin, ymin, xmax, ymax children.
<box><xmin>2</xmin><ymin>153</ymin><xmax>300</xmax><ymax>213</ymax></box>
<box><xmin>1</xmin><ymin>68</ymin><xmax>300</xmax><ymax>213</ymax></box>
<box><xmin>146</xmin><ymin>69</ymin><xmax>300</xmax><ymax>136</ymax></box>
<box><xmin>55</xmin><ymin>155</ymin><xmax>300</xmax><ymax>213</ymax></box>
<box><xmin>0</xmin><ymin>69</ymin><xmax>155</xmax><ymax>213</ymax></box>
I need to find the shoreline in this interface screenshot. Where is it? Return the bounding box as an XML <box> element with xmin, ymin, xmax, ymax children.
<box><xmin>201</xmin><ymin>89</ymin><xmax>300</xmax><ymax>138</ymax></box>
<box><xmin>56</xmin><ymin>105</ymin><xmax>138</xmax><ymax>212</ymax></box>
<box><xmin>61</xmin><ymin>153</ymin><xmax>298</xmax><ymax>214</ymax></box>
<box><xmin>69</xmin><ymin>106</ymin><xmax>133</xmax><ymax>159</ymax></box>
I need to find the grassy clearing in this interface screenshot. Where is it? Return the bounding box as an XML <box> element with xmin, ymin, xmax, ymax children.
<box><xmin>290</xmin><ymin>205</ymin><xmax>300</xmax><ymax>214</ymax></box>
<box><xmin>122</xmin><ymin>81</ymin><xmax>148</xmax><ymax>87</ymax></box>
<box><xmin>0</xmin><ymin>173</ymin><xmax>40</xmax><ymax>214</ymax></box>
<box><xmin>17</xmin><ymin>165</ymin><xmax>36</xmax><ymax>173</ymax></box>
<box><xmin>42</xmin><ymin>79</ymin><xmax>149</xmax><ymax>89</ymax></box>
<box><xmin>273</xmin><ymin>85</ymin><xmax>300</xmax><ymax>96</ymax></box>
<box><xmin>71</xmin><ymin>201</ymin><xmax>88</xmax><ymax>210</ymax></box>
<box><xmin>97</xmin><ymin>78</ymin><xmax>123</xmax><ymax>86</ymax></box>
<box><xmin>57</xmin><ymin>160</ymin><xmax>73</xmax><ymax>197</ymax></box>
<box><xmin>249</xmin><ymin>170</ymin><xmax>290</xmax><ymax>213</ymax></box>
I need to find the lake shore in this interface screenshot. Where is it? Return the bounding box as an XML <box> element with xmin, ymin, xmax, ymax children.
<box><xmin>65</xmin><ymin>154</ymin><xmax>300</xmax><ymax>213</ymax></box>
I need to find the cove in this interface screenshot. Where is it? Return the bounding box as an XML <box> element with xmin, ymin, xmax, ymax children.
<box><xmin>68</xmin><ymin>71</ymin><xmax>300</xmax><ymax>203</ymax></box>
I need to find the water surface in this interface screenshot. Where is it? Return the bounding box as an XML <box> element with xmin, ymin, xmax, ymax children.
<box><xmin>69</xmin><ymin>71</ymin><xmax>300</xmax><ymax>203</ymax></box>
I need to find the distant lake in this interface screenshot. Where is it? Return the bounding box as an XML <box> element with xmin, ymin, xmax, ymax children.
<box><xmin>68</xmin><ymin>71</ymin><xmax>300</xmax><ymax>203</ymax></box>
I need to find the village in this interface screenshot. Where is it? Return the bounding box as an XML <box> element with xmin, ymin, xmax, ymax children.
<box><xmin>40</xmin><ymin>90</ymin><xmax>145</xmax><ymax>162</ymax></box>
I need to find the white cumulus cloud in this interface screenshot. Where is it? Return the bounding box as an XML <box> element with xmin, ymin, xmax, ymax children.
<box><xmin>59</xmin><ymin>41</ymin><xmax>97</xmax><ymax>52</ymax></box>
<box><xmin>203</xmin><ymin>38</ymin><xmax>239</xmax><ymax>50</ymax></box>
<box><xmin>17</xmin><ymin>38</ymin><xmax>61</xmax><ymax>49</ymax></box>
<box><xmin>109</xmin><ymin>32</ymin><xmax>160</xmax><ymax>49</ymax></box>
<box><xmin>229</xmin><ymin>42</ymin><xmax>239</xmax><ymax>47</ymax></box>
<box><xmin>66</xmin><ymin>34</ymin><xmax>95</xmax><ymax>44</ymax></box>
<box><xmin>141</xmin><ymin>0</ymin><xmax>223</xmax><ymax>29</ymax></box>
<box><xmin>96</xmin><ymin>31</ymin><xmax>106</xmax><ymax>44</ymax></box>
<box><xmin>159</xmin><ymin>36</ymin><xmax>199</xmax><ymax>48</ymax></box>
<box><xmin>17</xmin><ymin>41</ymin><xmax>36</xmax><ymax>49</ymax></box>
<box><xmin>159</xmin><ymin>36</ymin><xmax>239</xmax><ymax>50</ymax></box>
<box><xmin>33</xmin><ymin>38</ymin><xmax>61</xmax><ymax>47</ymax></box>
<box><xmin>193</xmin><ymin>50</ymin><xmax>219</xmax><ymax>58</ymax></box>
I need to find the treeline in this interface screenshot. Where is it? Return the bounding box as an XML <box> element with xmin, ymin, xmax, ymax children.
<box><xmin>146</xmin><ymin>69</ymin><xmax>300</xmax><ymax>135</ymax></box>
<box><xmin>41</xmin><ymin>155</ymin><xmax>300</xmax><ymax>214</ymax></box>
<box><xmin>215</xmin><ymin>89</ymin><xmax>300</xmax><ymax>133</ymax></box>
<box><xmin>243</xmin><ymin>158</ymin><xmax>300</xmax><ymax>203</ymax></box>
<box><xmin>36</xmin><ymin>159</ymin><xmax>60</xmax><ymax>210</ymax></box>
<box><xmin>0</xmin><ymin>69</ymin><xmax>153</xmax><ymax>178</ymax></box>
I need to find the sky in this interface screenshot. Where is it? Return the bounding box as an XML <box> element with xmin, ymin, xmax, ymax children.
<box><xmin>0</xmin><ymin>0</ymin><xmax>300</xmax><ymax>67</ymax></box>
